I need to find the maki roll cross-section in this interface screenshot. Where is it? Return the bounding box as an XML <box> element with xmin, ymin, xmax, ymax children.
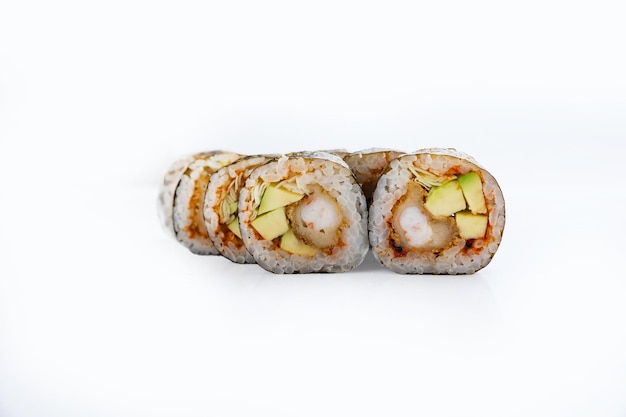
<box><xmin>369</xmin><ymin>148</ymin><xmax>505</xmax><ymax>274</ymax></box>
<box><xmin>237</xmin><ymin>152</ymin><xmax>369</xmax><ymax>273</ymax></box>
<box><xmin>204</xmin><ymin>155</ymin><xmax>277</xmax><ymax>264</ymax></box>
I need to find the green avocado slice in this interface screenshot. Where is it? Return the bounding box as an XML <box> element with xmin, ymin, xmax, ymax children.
<box><xmin>455</xmin><ymin>211</ymin><xmax>488</xmax><ymax>239</ymax></box>
<box><xmin>423</xmin><ymin>180</ymin><xmax>466</xmax><ymax>217</ymax></box>
<box><xmin>280</xmin><ymin>229</ymin><xmax>318</xmax><ymax>256</ymax></box>
<box><xmin>227</xmin><ymin>217</ymin><xmax>242</xmax><ymax>238</ymax></box>
<box><xmin>257</xmin><ymin>184</ymin><xmax>304</xmax><ymax>215</ymax></box>
<box><xmin>458</xmin><ymin>172</ymin><xmax>487</xmax><ymax>214</ymax></box>
<box><xmin>251</xmin><ymin>207</ymin><xmax>290</xmax><ymax>240</ymax></box>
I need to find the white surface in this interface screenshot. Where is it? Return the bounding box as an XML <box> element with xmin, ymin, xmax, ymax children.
<box><xmin>1</xmin><ymin>0</ymin><xmax>625</xmax><ymax>416</ymax></box>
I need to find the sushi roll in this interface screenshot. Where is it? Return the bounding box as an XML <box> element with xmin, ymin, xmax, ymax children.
<box><xmin>344</xmin><ymin>148</ymin><xmax>404</xmax><ymax>205</ymax></box>
<box><xmin>369</xmin><ymin>148</ymin><xmax>505</xmax><ymax>274</ymax></box>
<box><xmin>204</xmin><ymin>155</ymin><xmax>277</xmax><ymax>264</ymax></box>
<box><xmin>238</xmin><ymin>152</ymin><xmax>369</xmax><ymax>273</ymax></box>
<box><xmin>158</xmin><ymin>150</ymin><xmax>243</xmax><ymax>255</ymax></box>
<box><xmin>158</xmin><ymin>152</ymin><xmax>202</xmax><ymax>237</ymax></box>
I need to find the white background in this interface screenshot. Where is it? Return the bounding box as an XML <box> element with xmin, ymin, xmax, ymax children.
<box><xmin>1</xmin><ymin>0</ymin><xmax>625</xmax><ymax>416</ymax></box>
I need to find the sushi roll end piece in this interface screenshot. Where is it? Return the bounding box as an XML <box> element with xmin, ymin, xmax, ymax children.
<box><xmin>158</xmin><ymin>150</ymin><xmax>243</xmax><ymax>255</ymax></box>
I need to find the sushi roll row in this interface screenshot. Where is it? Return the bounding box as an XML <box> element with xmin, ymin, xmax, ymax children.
<box><xmin>158</xmin><ymin>148</ymin><xmax>505</xmax><ymax>274</ymax></box>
